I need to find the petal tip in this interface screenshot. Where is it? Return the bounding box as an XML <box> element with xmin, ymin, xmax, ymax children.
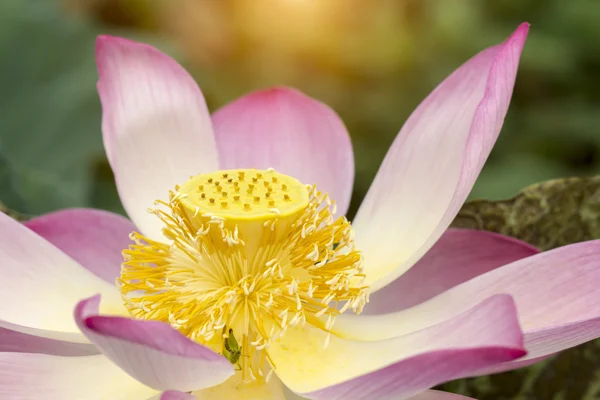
<box><xmin>95</xmin><ymin>34</ymin><xmax>130</xmax><ymax>59</ymax></box>
<box><xmin>507</xmin><ymin>22</ymin><xmax>530</xmax><ymax>47</ymax></box>
<box><xmin>239</xmin><ymin>85</ymin><xmax>306</xmax><ymax>105</ymax></box>
<box><xmin>517</xmin><ymin>21</ymin><xmax>531</xmax><ymax>32</ymax></box>
<box><xmin>493</xmin><ymin>293</ymin><xmax>526</xmax><ymax>346</ymax></box>
<box><xmin>95</xmin><ymin>34</ymin><xmax>114</xmax><ymax>45</ymax></box>
<box><xmin>96</xmin><ymin>34</ymin><xmax>139</xmax><ymax>52</ymax></box>
<box><xmin>509</xmin><ymin>348</ymin><xmax>528</xmax><ymax>359</ymax></box>
<box><xmin>95</xmin><ymin>35</ymin><xmax>165</xmax><ymax>73</ymax></box>
<box><xmin>74</xmin><ymin>294</ymin><xmax>101</xmax><ymax>322</ymax></box>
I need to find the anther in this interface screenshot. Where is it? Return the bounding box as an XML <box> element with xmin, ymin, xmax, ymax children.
<box><xmin>123</xmin><ymin>172</ymin><xmax>364</xmax><ymax>384</ymax></box>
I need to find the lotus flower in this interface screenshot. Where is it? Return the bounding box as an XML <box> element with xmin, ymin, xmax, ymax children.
<box><xmin>2</xmin><ymin>22</ymin><xmax>600</xmax><ymax>400</ymax></box>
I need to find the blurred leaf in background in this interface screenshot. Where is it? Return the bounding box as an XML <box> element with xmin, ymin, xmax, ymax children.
<box><xmin>0</xmin><ymin>0</ymin><xmax>104</xmax><ymax>214</ymax></box>
<box><xmin>0</xmin><ymin>0</ymin><xmax>179</xmax><ymax>215</ymax></box>
<box><xmin>444</xmin><ymin>176</ymin><xmax>600</xmax><ymax>399</ymax></box>
<box><xmin>3</xmin><ymin>0</ymin><xmax>600</xmax><ymax>216</ymax></box>
<box><xmin>0</xmin><ymin>143</ymin><xmax>26</xmax><ymax>212</ymax></box>
<box><xmin>64</xmin><ymin>0</ymin><xmax>600</xmax><ymax>218</ymax></box>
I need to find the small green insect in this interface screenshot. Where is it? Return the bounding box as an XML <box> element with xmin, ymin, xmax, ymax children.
<box><xmin>223</xmin><ymin>328</ymin><xmax>242</xmax><ymax>365</ymax></box>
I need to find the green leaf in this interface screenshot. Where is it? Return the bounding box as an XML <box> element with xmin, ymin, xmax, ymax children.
<box><xmin>0</xmin><ymin>142</ymin><xmax>27</xmax><ymax>213</ymax></box>
<box><xmin>454</xmin><ymin>175</ymin><xmax>600</xmax><ymax>250</ymax></box>
<box><xmin>0</xmin><ymin>0</ymin><xmax>106</xmax><ymax>214</ymax></box>
<box><xmin>441</xmin><ymin>175</ymin><xmax>600</xmax><ymax>399</ymax></box>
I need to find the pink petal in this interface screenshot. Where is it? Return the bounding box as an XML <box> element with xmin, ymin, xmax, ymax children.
<box><xmin>0</xmin><ymin>327</ymin><xmax>97</xmax><ymax>356</ymax></box>
<box><xmin>157</xmin><ymin>391</ymin><xmax>196</xmax><ymax>400</ymax></box>
<box><xmin>367</xmin><ymin>229</ymin><xmax>539</xmax><ymax>314</ymax></box>
<box><xmin>0</xmin><ymin>212</ymin><xmax>122</xmax><ymax>341</ymax></box>
<box><xmin>212</xmin><ymin>87</ymin><xmax>354</xmax><ymax>215</ymax></box>
<box><xmin>335</xmin><ymin>240</ymin><xmax>600</xmax><ymax>369</ymax></box>
<box><xmin>409</xmin><ymin>391</ymin><xmax>476</xmax><ymax>400</ymax></box>
<box><xmin>97</xmin><ymin>35</ymin><xmax>219</xmax><ymax>240</ymax></box>
<box><xmin>502</xmin><ymin>316</ymin><xmax>600</xmax><ymax>370</ymax></box>
<box><xmin>0</xmin><ymin>352</ymin><xmax>158</xmax><ymax>399</ymax></box>
<box><xmin>353</xmin><ymin>23</ymin><xmax>530</xmax><ymax>291</ymax></box>
<box><xmin>306</xmin><ymin>346</ymin><xmax>514</xmax><ymax>400</ymax></box>
<box><xmin>25</xmin><ymin>208</ymin><xmax>135</xmax><ymax>283</ymax></box>
<box><xmin>75</xmin><ymin>295</ymin><xmax>234</xmax><ymax>391</ymax></box>
<box><xmin>435</xmin><ymin>242</ymin><xmax>600</xmax><ymax>364</ymax></box>
<box><xmin>474</xmin><ymin>354</ymin><xmax>551</xmax><ymax>376</ymax></box>
<box><xmin>268</xmin><ymin>294</ymin><xmax>525</xmax><ymax>400</ymax></box>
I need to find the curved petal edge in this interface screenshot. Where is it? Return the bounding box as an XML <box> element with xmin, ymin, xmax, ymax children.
<box><xmin>354</xmin><ymin>23</ymin><xmax>530</xmax><ymax>291</ymax></box>
<box><xmin>25</xmin><ymin>208</ymin><xmax>135</xmax><ymax>283</ymax></box>
<box><xmin>75</xmin><ymin>295</ymin><xmax>234</xmax><ymax>391</ymax></box>
<box><xmin>97</xmin><ymin>35</ymin><xmax>219</xmax><ymax>240</ymax></box>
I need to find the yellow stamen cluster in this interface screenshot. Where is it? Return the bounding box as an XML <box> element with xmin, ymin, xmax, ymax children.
<box><xmin>119</xmin><ymin>168</ymin><xmax>368</xmax><ymax>381</ymax></box>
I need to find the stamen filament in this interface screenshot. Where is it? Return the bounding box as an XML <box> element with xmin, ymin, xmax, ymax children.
<box><xmin>118</xmin><ymin>169</ymin><xmax>368</xmax><ymax>381</ymax></box>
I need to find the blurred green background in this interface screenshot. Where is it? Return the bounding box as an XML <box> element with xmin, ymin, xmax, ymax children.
<box><xmin>1</xmin><ymin>0</ymin><xmax>600</xmax><ymax>398</ymax></box>
<box><xmin>3</xmin><ymin>0</ymin><xmax>600</xmax><ymax>219</ymax></box>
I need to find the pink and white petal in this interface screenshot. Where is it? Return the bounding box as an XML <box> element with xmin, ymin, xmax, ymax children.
<box><xmin>0</xmin><ymin>212</ymin><xmax>123</xmax><ymax>342</ymax></box>
<box><xmin>97</xmin><ymin>35</ymin><xmax>219</xmax><ymax>240</ymax></box>
<box><xmin>474</xmin><ymin>354</ymin><xmax>551</xmax><ymax>376</ymax></box>
<box><xmin>192</xmin><ymin>372</ymin><xmax>286</xmax><ymax>399</ymax></box>
<box><xmin>284</xmin><ymin>388</ymin><xmax>477</xmax><ymax>400</ymax></box>
<box><xmin>335</xmin><ymin>240</ymin><xmax>600</xmax><ymax>365</ymax></box>
<box><xmin>367</xmin><ymin>229</ymin><xmax>539</xmax><ymax>314</ymax></box>
<box><xmin>268</xmin><ymin>294</ymin><xmax>525</xmax><ymax>400</ymax></box>
<box><xmin>281</xmin><ymin>389</ymin><xmax>474</xmax><ymax>400</ymax></box>
<box><xmin>146</xmin><ymin>391</ymin><xmax>196</xmax><ymax>400</ymax></box>
<box><xmin>0</xmin><ymin>353</ymin><xmax>158</xmax><ymax>400</ymax></box>
<box><xmin>75</xmin><ymin>295</ymin><xmax>234</xmax><ymax>391</ymax></box>
<box><xmin>409</xmin><ymin>391</ymin><xmax>476</xmax><ymax>400</ymax></box>
<box><xmin>0</xmin><ymin>327</ymin><xmax>97</xmax><ymax>356</ymax></box>
<box><xmin>212</xmin><ymin>87</ymin><xmax>354</xmax><ymax>216</ymax></box>
<box><xmin>25</xmin><ymin>208</ymin><xmax>135</xmax><ymax>283</ymax></box>
<box><xmin>353</xmin><ymin>23</ymin><xmax>530</xmax><ymax>291</ymax></box>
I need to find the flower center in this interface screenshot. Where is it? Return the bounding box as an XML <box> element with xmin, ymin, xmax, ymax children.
<box><xmin>119</xmin><ymin>168</ymin><xmax>368</xmax><ymax>382</ymax></box>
